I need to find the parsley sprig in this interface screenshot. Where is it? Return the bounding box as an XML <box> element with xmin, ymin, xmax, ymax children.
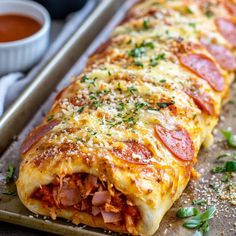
<box><xmin>176</xmin><ymin>206</ymin><xmax>216</xmax><ymax>236</ymax></box>
<box><xmin>128</xmin><ymin>41</ymin><xmax>155</xmax><ymax>58</ymax></box>
<box><xmin>6</xmin><ymin>164</ymin><xmax>15</xmax><ymax>183</ymax></box>
<box><xmin>221</xmin><ymin>130</ymin><xmax>236</xmax><ymax>148</ymax></box>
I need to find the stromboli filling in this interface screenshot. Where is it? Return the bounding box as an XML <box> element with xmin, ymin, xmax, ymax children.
<box><xmin>31</xmin><ymin>173</ymin><xmax>140</xmax><ymax>234</ymax></box>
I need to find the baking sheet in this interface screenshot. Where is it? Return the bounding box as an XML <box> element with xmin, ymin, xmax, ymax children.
<box><xmin>0</xmin><ymin>0</ymin><xmax>236</xmax><ymax>235</ymax></box>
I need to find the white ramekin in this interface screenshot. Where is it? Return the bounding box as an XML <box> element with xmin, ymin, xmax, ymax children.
<box><xmin>0</xmin><ymin>0</ymin><xmax>51</xmax><ymax>76</ymax></box>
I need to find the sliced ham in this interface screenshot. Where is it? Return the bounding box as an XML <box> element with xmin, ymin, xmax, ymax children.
<box><xmin>101</xmin><ymin>210</ymin><xmax>122</xmax><ymax>223</ymax></box>
<box><xmin>92</xmin><ymin>191</ymin><xmax>111</xmax><ymax>206</ymax></box>
<box><xmin>58</xmin><ymin>183</ymin><xmax>81</xmax><ymax>207</ymax></box>
<box><xmin>92</xmin><ymin>206</ymin><xmax>101</xmax><ymax>216</ymax></box>
<box><xmin>81</xmin><ymin>199</ymin><xmax>90</xmax><ymax>211</ymax></box>
<box><xmin>82</xmin><ymin>175</ymin><xmax>98</xmax><ymax>198</ymax></box>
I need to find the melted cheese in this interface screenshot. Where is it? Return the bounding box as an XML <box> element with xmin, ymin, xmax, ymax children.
<box><xmin>17</xmin><ymin>1</ymin><xmax>236</xmax><ymax>235</ymax></box>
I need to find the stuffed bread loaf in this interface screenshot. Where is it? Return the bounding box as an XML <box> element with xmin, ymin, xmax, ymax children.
<box><xmin>17</xmin><ymin>0</ymin><xmax>236</xmax><ymax>235</ymax></box>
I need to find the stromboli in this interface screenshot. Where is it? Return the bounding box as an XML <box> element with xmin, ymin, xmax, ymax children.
<box><xmin>17</xmin><ymin>0</ymin><xmax>236</xmax><ymax>235</ymax></box>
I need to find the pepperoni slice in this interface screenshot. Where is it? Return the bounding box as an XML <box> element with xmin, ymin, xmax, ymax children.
<box><xmin>224</xmin><ymin>1</ymin><xmax>236</xmax><ymax>17</ymax></box>
<box><xmin>155</xmin><ymin>125</ymin><xmax>194</xmax><ymax>161</ymax></box>
<box><xmin>113</xmin><ymin>141</ymin><xmax>152</xmax><ymax>164</ymax></box>
<box><xmin>20</xmin><ymin>120</ymin><xmax>60</xmax><ymax>154</ymax></box>
<box><xmin>186</xmin><ymin>89</ymin><xmax>215</xmax><ymax>115</ymax></box>
<box><xmin>216</xmin><ymin>18</ymin><xmax>236</xmax><ymax>47</ymax></box>
<box><xmin>180</xmin><ymin>53</ymin><xmax>225</xmax><ymax>92</ymax></box>
<box><xmin>201</xmin><ymin>39</ymin><xmax>236</xmax><ymax>71</ymax></box>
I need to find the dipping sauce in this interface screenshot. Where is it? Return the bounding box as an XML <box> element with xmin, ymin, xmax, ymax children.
<box><xmin>0</xmin><ymin>14</ymin><xmax>42</xmax><ymax>43</ymax></box>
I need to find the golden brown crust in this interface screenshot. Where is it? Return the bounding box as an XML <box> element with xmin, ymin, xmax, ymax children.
<box><xmin>17</xmin><ymin>0</ymin><xmax>236</xmax><ymax>235</ymax></box>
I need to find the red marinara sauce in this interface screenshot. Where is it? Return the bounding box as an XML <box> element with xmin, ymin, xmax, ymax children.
<box><xmin>0</xmin><ymin>14</ymin><xmax>42</xmax><ymax>43</ymax></box>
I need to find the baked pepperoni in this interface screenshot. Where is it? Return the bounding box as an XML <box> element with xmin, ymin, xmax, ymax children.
<box><xmin>20</xmin><ymin>120</ymin><xmax>60</xmax><ymax>154</ymax></box>
<box><xmin>186</xmin><ymin>89</ymin><xmax>215</xmax><ymax>115</ymax></box>
<box><xmin>201</xmin><ymin>39</ymin><xmax>236</xmax><ymax>71</ymax></box>
<box><xmin>216</xmin><ymin>18</ymin><xmax>236</xmax><ymax>47</ymax></box>
<box><xmin>224</xmin><ymin>1</ymin><xmax>236</xmax><ymax>17</ymax></box>
<box><xmin>155</xmin><ymin>125</ymin><xmax>194</xmax><ymax>161</ymax></box>
<box><xmin>113</xmin><ymin>141</ymin><xmax>152</xmax><ymax>164</ymax></box>
<box><xmin>180</xmin><ymin>53</ymin><xmax>225</xmax><ymax>92</ymax></box>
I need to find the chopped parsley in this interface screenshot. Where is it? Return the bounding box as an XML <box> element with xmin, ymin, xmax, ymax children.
<box><xmin>81</xmin><ymin>75</ymin><xmax>97</xmax><ymax>86</ymax></box>
<box><xmin>217</xmin><ymin>153</ymin><xmax>232</xmax><ymax>160</ymax></box>
<box><xmin>2</xmin><ymin>190</ymin><xmax>17</xmax><ymax>196</ymax></box>
<box><xmin>157</xmin><ymin>101</ymin><xmax>175</xmax><ymax>109</ymax></box>
<box><xmin>205</xmin><ymin>10</ymin><xmax>214</xmax><ymax>18</ymax></box>
<box><xmin>117</xmin><ymin>102</ymin><xmax>126</xmax><ymax>111</ymax></box>
<box><xmin>143</xmin><ymin>19</ymin><xmax>151</xmax><ymax>29</ymax></box>
<box><xmin>189</xmin><ymin>22</ymin><xmax>196</xmax><ymax>29</ymax></box>
<box><xmin>221</xmin><ymin>130</ymin><xmax>236</xmax><ymax>148</ymax></box>
<box><xmin>127</xmin><ymin>86</ymin><xmax>138</xmax><ymax>95</ymax></box>
<box><xmin>77</xmin><ymin>107</ymin><xmax>84</xmax><ymax>114</ymax></box>
<box><xmin>6</xmin><ymin>164</ymin><xmax>15</xmax><ymax>184</ymax></box>
<box><xmin>209</xmin><ymin>182</ymin><xmax>220</xmax><ymax>192</ymax></box>
<box><xmin>128</xmin><ymin>41</ymin><xmax>155</xmax><ymax>58</ymax></box>
<box><xmin>211</xmin><ymin>161</ymin><xmax>236</xmax><ymax>174</ymax></box>
<box><xmin>192</xmin><ymin>199</ymin><xmax>207</xmax><ymax>206</ymax></box>
<box><xmin>135</xmin><ymin>101</ymin><xmax>147</xmax><ymax>110</ymax></box>
<box><xmin>88</xmin><ymin>129</ymin><xmax>97</xmax><ymax>136</ymax></box>
<box><xmin>186</xmin><ymin>7</ymin><xmax>193</xmax><ymax>14</ymax></box>
<box><xmin>47</xmin><ymin>115</ymin><xmax>54</xmax><ymax>121</ymax></box>
<box><xmin>81</xmin><ymin>75</ymin><xmax>89</xmax><ymax>82</ymax></box>
<box><xmin>134</xmin><ymin>61</ymin><xmax>144</xmax><ymax>67</ymax></box>
<box><xmin>149</xmin><ymin>53</ymin><xmax>166</xmax><ymax>67</ymax></box>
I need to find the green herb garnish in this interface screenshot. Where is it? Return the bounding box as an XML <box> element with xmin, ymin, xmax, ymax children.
<box><xmin>211</xmin><ymin>161</ymin><xmax>236</xmax><ymax>173</ymax></box>
<box><xmin>157</xmin><ymin>101</ymin><xmax>174</xmax><ymax>109</ymax></box>
<box><xmin>177</xmin><ymin>206</ymin><xmax>216</xmax><ymax>236</ymax></box>
<box><xmin>183</xmin><ymin>206</ymin><xmax>216</xmax><ymax>229</ymax></box>
<box><xmin>186</xmin><ymin>7</ymin><xmax>193</xmax><ymax>14</ymax></box>
<box><xmin>189</xmin><ymin>23</ymin><xmax>196</xmax><ymax>29</ymax></box>
<box><xmin>143</xmin><ymin>19</ymin><xmax>150</xmax><ymax>29</ymax></box>
<box><xmin>221</xmin><ymin>174</ymin><xmax>229</xmax><ymax>183</ymax></box>
<box><xmin>134</xmin><ymin>61</ymin><xmax>144</xmax><ymax>67</ymax></box>
<box><xmin>77</xmin><ymin>107</ymin><xmax>84</xmax><ymax>114</ymax></box>
<box><xmin>81</xmin><ymin>75</ymin><xmax>89</xmax><ymax>82</ymax></box>
<box><xmin>222</xmin><ymin>130</ymin><xmax>236</xmax><ymax>148</ymax></box>
<box><xmin>128</xmin><ymin>41</ymin><xmax>155</xmax><ymax>58</ymax></box>
<box><xmin>6</xmin><ymin>165</ymin><xmax>15</xmax><ymax>183</ymax></box>
<box><xmin>127</xmin><ymin>86</ymin><xmax>138</xmax><ymax>95</ymax></box>
<box><xmin>192</xmin><ymin>199</ymin><xmax>207</xmax><ymax>206</ymax></box>
<box><xmin>149</xmin><ymin>53</ymin><xmax>166</xmax><ymax>67</ymax></box>
<box><xmin>176</xmin><ymin>207</ymin><xmax>199</xmax><ymax>218</ymax></box>
<box><xmin>47</xmin><ymin>115</ymin><xmax>54</xmax><ymax>121</ymax></box>
<box><xmin>205</xmin><ymin>10</ymin><xmax>214</xmax><ymax>18</ymax></box>
<box><xmin>135</xmin><ymin>101</ymin><xmax>147</xmax><ymax>110</ymax></box>
<box><xmin>2</xmin><ymin>190</ymin><xmax>17</xmax><ymax>196</ymax></box>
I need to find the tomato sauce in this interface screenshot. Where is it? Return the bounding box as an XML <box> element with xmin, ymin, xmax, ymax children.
<box><xmin>0</xmin><ymin>14</ymin><xmax>42</xmax><ymax>43</ymax></box>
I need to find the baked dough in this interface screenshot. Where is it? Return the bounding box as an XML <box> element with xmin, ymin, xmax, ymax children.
<box><xmin>17</xmin><ymin>0</ymin><xmax>236</xmax><ymax>235</ymax></box>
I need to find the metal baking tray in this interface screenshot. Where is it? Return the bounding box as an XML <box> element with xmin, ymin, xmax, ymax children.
<box><xmin>0</xmin><ymin>0</ymin><xmax>235</xmax><ymax>235</ymax></box>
